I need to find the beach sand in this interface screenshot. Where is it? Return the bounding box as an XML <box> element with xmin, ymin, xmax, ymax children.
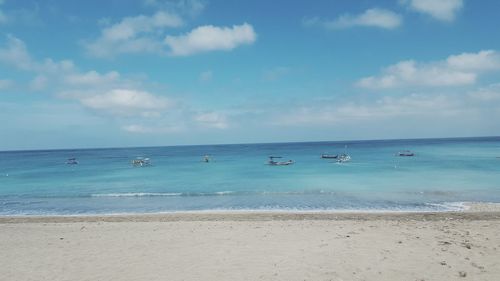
<box><xmin>2</xmin><ymin>204</ymin><xmax>500</xmax><ymax>281</ymax></box>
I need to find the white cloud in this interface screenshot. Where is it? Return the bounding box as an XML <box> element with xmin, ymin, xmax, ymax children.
<box><xmin>469</xmin><ymin>84</ymin><xmax>500</xmax><ymax>101</ymax></box>
<box><xmin>122</xmin><ymin>123</ymin><xmax>183</xmax><ymax>133</ymax></box>
<box><xmin>401</xmin><ymin>0</ymin><xmax>463</xmax><ymax>22</ymax></box>
<box><xmin>304</xmin><ymin>8</ymin><xmax>402</xmax><ymax>30</ymax></box>
<box><xmin>199</xmin><ymin>70</ymin><xmax>212</xmax><ymax>82</ymax></box>
<box><xmin>272</xmin><ymin>94</ymin><xmax>463</xmax><ymax>126</ymax></box>
<box><xmin>1</xmin><ymin>35</ymin><xmax>236</xmax><ymax>136</ymax></box>
<box><xmin>194</xmin><ymin>112</ymin><xmax>228</xmax><ymax>129</ymax></box>
<box><xmin>85</xmin><ymin>11</ymin><xmax>183</xmax><ymax>58</ymax></box>
<box><xmin>357</xmin><ymin>50</ymin><xmax>500</xmax><ymax>89</ymax></box>
<box><xmin>0</xmin><ymin>34</ymin><xmax>34</xmax><ymax>70</ymax></box>
<box><xmin>0</xmin><ymin>35</ymin><xmax>76</xmax><ymax>73</ymax></box>
<box><xmin>64</xmin><ymin>71</ymin><xmax>120</xmax><ymax>85</ymax></box>
<box><xmin>62</xmin><ymin>89</ymin><xmax>171</xmax><ymax>117</ymax></box>
<box><xmin>446</xmin><ymin>50</ymin><xmax>500</xmax><ymax>71</ymax></box>
<box><xmin>164</xmin><ymin>23</ymin><xmax>256</xmax><ymax>56</ymax></box>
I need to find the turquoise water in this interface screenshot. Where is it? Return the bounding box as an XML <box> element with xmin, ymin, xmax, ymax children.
<box><xmin>1</xmin><ymin>137</ymin><xmax>500</xmax><ymax>215</ymax></box>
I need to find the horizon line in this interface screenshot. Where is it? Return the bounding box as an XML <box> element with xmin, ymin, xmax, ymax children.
<box><xmin>1</xmin><ymin>135</ymin><xmax>498</xmax><ymax>153</ymax></box>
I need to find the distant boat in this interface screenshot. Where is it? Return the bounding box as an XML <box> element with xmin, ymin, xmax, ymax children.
<box><xmin>203</xmin><ymin>155</ymin><xmax>211</xmax><ymax>163</ymax></box>
<box><xmin>337</xmin><ymin>154</ymin><xmax>351</xmax><ymax>163</ymax></box>
<box><xmin>321</xmin><ymin>154</ymin><xmax>338</xmax><ymax>159</ymax></box>
<box><xmin>398</xmin><ymin>150</ymin><xmax>415</xmax><ymax>157</ymax></box>
<box><xmin>336</xmin><ymin>145</ymin><xmax>351</xmax><ymax>163</ymax></box>
<box><xmin>132</xmin><ymin>157</ymin><xmax>151</xmax><ymax>167</ymax></box>
<box><xmin>66</xmin><ymin>158</ymin><xmax>78</xmax><ymax>165</ymax></box>
<box><xmin>267</xmin><ymin>156</ymin><xmax>294</xmax><ymax>166</ymax></box>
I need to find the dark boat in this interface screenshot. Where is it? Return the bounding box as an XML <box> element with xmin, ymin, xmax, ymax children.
<box><xmin>321</xmin><ymin>154</ymin><xmax>338</xmax><ymax>159</ymax></box>
<box><xmin>398</xmin><ymin>150</ymin><xmax>414</xmax><ymax>157</ymax></box>
<box><xmin>66</xmin><ymin>158</ymin><xmax>78</xmax><ymax>165</ymax></box>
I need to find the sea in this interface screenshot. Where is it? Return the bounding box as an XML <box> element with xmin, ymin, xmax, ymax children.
<box><xmin>1</xmin><ymin>137</ymin><xmax>499</xmax><ymax>215</ymax></box>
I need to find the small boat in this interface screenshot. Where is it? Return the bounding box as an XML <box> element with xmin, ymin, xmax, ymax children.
<box><xmin>398</xmin><ymin>150</ymin><xmax>414</xmax><ymax>157</ymax></box>
<box><xmin>268</xmin><ymin>156</ymin><xmax>294</xmax><ymax>166</ymax></box>
<box><xmin>66</xmin><ymin>158</ymin><xmax>78</xmax><ymax>165</ymax></box>
<box><xmin>132</xmin><ymin>157</ymin><xmax>151</xmax><ymax>167</ymax></box>
<box><xmin>203</xmin><ymin>155</ymin><xmax>211</xmax><ymax>163</ymax></box>
<box><xmin>321</xmin><ymin>154</ymin><xmax>338</xmax><ymax>159</ymax></box>
<box><xmin>337</xmin><ymin>153</ymin><xmax>351</xmax><ymax>163</ymax></box>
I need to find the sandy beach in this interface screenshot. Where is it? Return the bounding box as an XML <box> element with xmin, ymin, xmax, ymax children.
<box><xmin>2</xmin><ymin>205</ymin><xmax>500</xmax><ymax>281</ymax></box>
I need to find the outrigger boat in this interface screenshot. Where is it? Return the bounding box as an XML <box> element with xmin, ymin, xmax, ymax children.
<box><xmin>203</xmin><ymin>155</ymin><xmax>211</xmax><ymax>163</ymax></box>
<box><xmin>321</xmin><ymin>154</ymin><xmax>338</xmax><ymax>159</ymax></box>
<box><xmin>337</xmin><ymin>153</ymin><xmax>351</xmax><ymax>163</ymax></box>
<box><xmin>132</xmin><ymin>157</ymin><xmax>151</xmax><ymax>167</ymax></box>
<box><xmin>336</xmin><ymin>145</ymin><xmax>351</xmax><ymax>163</ymax></box>
<box><xmin>398</xmin><ymin>150</ymin><xmax>414</xmax><ymax>157</ymax></box>
<box><xmin>267</xmin><ymin>156</ymin><xmax>294</xmax><ymax>166</ymax></box>
<box><xmin>66</xmin><ymin>158</ymin><xmax>78</xmax><ymax>165</ymax></box>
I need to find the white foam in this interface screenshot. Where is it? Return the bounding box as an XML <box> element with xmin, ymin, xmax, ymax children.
<box><xmin>91</xmin><ymin>192</ymin><xmax>182</xmax><ymax>197</ymax></box>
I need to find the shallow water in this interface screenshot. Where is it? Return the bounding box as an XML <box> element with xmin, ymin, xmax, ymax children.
<box><xmin>1</xmin><ymin>137</ymin><xmax>499</xmax><ymax>215</ymax></box>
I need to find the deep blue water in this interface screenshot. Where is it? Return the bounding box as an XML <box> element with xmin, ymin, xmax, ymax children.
<box><xmin>1</xmin><ymin>137</ymin><xmax>500</xmax><ymax>215</ymax></box>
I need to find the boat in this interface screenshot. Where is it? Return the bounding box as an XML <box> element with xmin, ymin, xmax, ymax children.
<box><xmin>203</xmin><ymin>155</ymin><xmax>211</xmax><ymax>162</ymax></box>
<box><xmin>66</xmin><ymin>158</ymin><xmax>78</xmax><ymax>165</ymax></box>
<box><xmin>336</xmin><ymin>145</ymin><xmax>351</xmax><ymax>163</ymax></box>
<box><xmin>321</xmin><ymin>154</ymin><xmax>338</xmax><ymax>159</ymax></box>
<box><xmin>267</xmin><ymin>156</ymin><xmax>294</xmax><ymax>166</ymax></box>
<box><xmin>337</xmin><ymin>153</ymin><xmax>351</xmax><ymax>163</ymax></box>
<box><xmin>132</xmin><ymin>157</ymin><xmax>151</xmax><ymax>167</ymax></box>
<box><xmin>398</xmin><ymin>150</ymin><xmax>414</xmax><ymax>157</ymax></box>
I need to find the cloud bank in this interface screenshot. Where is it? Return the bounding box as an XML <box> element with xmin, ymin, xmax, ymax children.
<box><xmin>357</xmin><ymin>50</ymin><xmax>500</xmax><ymax>89</ymax></box>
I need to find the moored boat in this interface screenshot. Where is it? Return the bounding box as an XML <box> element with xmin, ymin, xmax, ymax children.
<box><xmin>268</xmin><ymin>156</ymin><xmax>294</xmax><ymax>166</ymax></box>
<box><xmin>398</xmin><ymin>150</ymin><xmax>415</xmax><ymax>157</ymax></box>
<box><xmin>321</xmin><ymin>154</ymin><xmax>338</xmax><ymax>159</ymax></box>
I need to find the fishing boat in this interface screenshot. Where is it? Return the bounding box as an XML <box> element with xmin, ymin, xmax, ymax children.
<box><xmin>398</xmin><ymin>150</ymin><xmax>415</xmax><ymax>157</ymax></box>
<box><xmin>335</xmin><ymin>145</ymin><xmax>352</xmax><ymax>163</ymax></box>
<box><xmin>132</xmin><ymin>157</ymin><xmax>151</xmax><ymax>167</ymax></box>
<box><xmin>337</xmin><ymin>153</ymin><xmax>351</xmax><ymax>163</ymax></box>
<box><xmin>321</xmin><ymin>154</ymin><xmax>338</xmax><ymax>159</ymax></box>
<box><xmin>66</xmin><ymin>158</ymin><xmax>78</xmax><ymax>165</ymax></box>
<box><xmin>267</xmin><ymin>156</ymin><xmax>294</xmax><ymax>166</ymax></box>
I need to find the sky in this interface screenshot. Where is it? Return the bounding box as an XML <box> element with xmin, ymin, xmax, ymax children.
<box><xmin>1</xmin><ymin>0</ymin><xmax>500</xmax><ymax>150</ymax></box>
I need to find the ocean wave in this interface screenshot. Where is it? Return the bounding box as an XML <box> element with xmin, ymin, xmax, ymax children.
<box><xmin>89</xmin><ymin>190</ymin><xmax>338</xmax><ymax>198</ymax></box>
<box><xmin>424</xmin><ymin>202</ymin><xmax>468</xmax><ymax>211</ymax></box>
<box><xmin>91</xmin><ymin>192</ymin><xmax>182</xmax><ymax>197</ymax></box>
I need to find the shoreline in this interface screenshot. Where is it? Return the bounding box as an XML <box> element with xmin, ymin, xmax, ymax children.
<box><xmin>2</xmin><ymin>202</ymin><xmax>500</xmax><ymax>223</ymax></box>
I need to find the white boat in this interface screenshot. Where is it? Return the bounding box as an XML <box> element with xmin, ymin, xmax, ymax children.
<box><xmin>267</xmin><ymin>156</ymin><xmax>294</xmax><ymax>166</ymax></box>
<box><xmin>132</xmin><ymin>157</ymin><xmax>151</xmax><ymax>167</ymax></box>
<box><xmin>336</xmin><ymin>145</ymin><xmax>351</xmax><ymax>163</ymax></box>
<box><xmin>337</xmin><ymin>154</ymin><xmax>351</xmax><ymax>163</ymax></box>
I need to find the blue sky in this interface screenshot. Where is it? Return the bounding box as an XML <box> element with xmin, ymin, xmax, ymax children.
<box><xmin>1</xmin><ymin>0</ymin><xmax>500</xmax><ymax>150</ymax></box>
